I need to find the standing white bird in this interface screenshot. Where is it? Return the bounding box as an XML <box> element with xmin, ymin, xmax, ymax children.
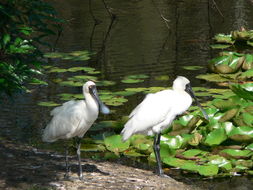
<box><xmin>42</xmin><ymin>81</ymin><xmax>110</xmax><ymax>180</ymax></box>
<box><xmin>121</xmin><ymin>76</ymin><xmax>208</xmax><ymax>176</ymax></box>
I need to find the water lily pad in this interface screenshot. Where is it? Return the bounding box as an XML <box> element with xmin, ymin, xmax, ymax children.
<box><xmin>49</xmin><ymin>67</ymin><xmax>67</xmax><ymax>73</ymax></box>
<box><xmin>104</xmin><ymin>135</ymin><xmax>130</xmax><ymax>154</ymax></box>
<box><xmin>154</xmin><ymin>75</ymin><xmax>170</xmax><ymax>81</ymax></box>
<box><xmin>29</xmin><ymin>78</ymin><xmax>48</xmax><ymax>85</ymax></box>
<box><xmin>121</xmin><ymin>78</ymin><xmax>144</xmax><ymax>84</ymax></box>
<box><xmin>208</xmin><ymin>53</ymin><xmax>244</xmax><ymax>74</ymax></box>
<box><xmin>204</xmin><ymin>128</ymin><xmax>227</xmax><ymax>146</ymax></box>
<box><xmin>196</xmin><ymin>74</ymin><xmax>231</xmax><ymax>83</ymax></box>
<box><xmin>37</xmin><ymin>101</ymin><xmax>60</xmax><ymax>107</ymax></box>
<box><xmin>213</xmin><ymin>34</ymin><xmax>234</xmax><ymax>44</ymax></box>
<box><xmin>220</xmin><ymin>149</ymin><xmax>253</xmax><ymax>159</ymax></box>
<box><xmin>229</xmin><ymin>83</ymin><xmax>253</xmax><ymax>101</ymax></box>
<box><xmin>123</xmin><ymin>149</ymin><xmax>146</xmax><ymax>157</ymax></box>
<box><xmin>208</xmin><ymin>155</ymin><xmax>232</xmax><ymax>171</ymax></box>
<box><xmin>197</xmin><ymin>164</ymin><xmax>219</xmax><ymax>176</ymax></box>
<box><xmin>182</xmin><ymin>66</ymin><xmax>203</xmax><ymax>70</ymax></box>
<box><xmin>228</xmin><ymin>126</ymin><xmax>253</xmax><ymax>142</ymax></box>
<box><xmin>242</xmin><ymin>54</ymin><xmax>253</xmax><ymax>70</ymax></box>
<box><xmin>245</xmin><ymin>143</ymin><xmax>253</xmax><ymax>151</ymax></box>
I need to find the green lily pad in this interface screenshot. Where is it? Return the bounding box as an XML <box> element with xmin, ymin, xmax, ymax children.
<box><xmin>220</xmin><ymin>149</ymin><xmax>253</xmax><ymax>159</ymax></box>
<box><xmin>197</xmin><ymin>164</ymin><xmax>219</xmax><ymax>176</ymax></box>
<box><xmin>154</xmin><ymin>75</ymin><xmax>170</xmax><ymax>81</ymax></box>
<box><xmin>37</xmin><ymin>101</ymin><xmax>60</xmax><ymax>107</ymax></box>
<box><xmin>208</xmin><ymin>53</ymin><xmax>244</xmax><ymax>74</ymax></box>
<box><xmin>229</xmin><ymin>83</ymin><xmax>253</xmax><ymax>101</ymax></box>
<box><xmin>213</xmin><ymin>34</ymin><xmax>234</xmax><ymax>44</ymax></box>
<box><xmin>182</xmin><ymin>66</ymin><xmax>203</xmax><ymax>70</ymax></box>
<box><xmin>242</xmin><ymin>54</ymin><xmax>253</xmax><ymax>70</ymax></box>
<box><xmin>204</xmin><ymin>128</ymin><xmax>227</xmax><ymax>146</ymax></box>
<box><xmin>228</xmin><ymin>126</ymin><xmax>253</xmax><ymax>142</ymax></box>
<box><xmin>49</xmin><ymin>67</ymin><xmax>67</xmax><ymax>73</ymax></box>
<box><xmin>208</xmin><ymin>155</ymin><xmax>232</xmax><ymax>171</ymax></box>
<box><xmin>104</xmin><ymin>135</ymin><xmax>130</xmax><ymax>154</ymax></box>
<box><xmin>182</xmin><ymin>149</ymin><xmax>204</xmax><ymax>157</ymax></box>
<box><xmin>121</xmin><ymin>78</ymin><xmax>144</xmax><ymax>84</ymax></box>
<box><xmin>29</xmin><ymin>78</ymin><xmax>48</xmax><ymax>85</ymax></box>
<box><xmin>196</xmin><ymin>74</ymin><xmax>231</xmax><ymax>83</ymax></box>
<box><xmin>245</xmin><ymin>143</ymin><xmax>253</xmax><ymax>151</ymax></box>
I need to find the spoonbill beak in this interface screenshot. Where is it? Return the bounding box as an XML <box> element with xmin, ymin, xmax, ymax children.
<box><xmin>185</xmin><ymin>84</ymin><xmax>209</xmax><ymax>120</ymax></box>
<box><xmin>89</xmin><ymin>85</ymin><xmax>110</xmax><ymax>114</ymax></box>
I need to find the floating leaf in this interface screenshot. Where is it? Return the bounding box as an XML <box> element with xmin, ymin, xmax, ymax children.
<box><xmin>220</xmin><ymin>149</ymin><xmax>253</xmax><ymax>159</ymax></box>
<box><xmin>121</xmin><ymin>78</ymin><xmax>144</xmax><ymax>84</ymax></box>
<box><xmin>204</xmin><ymin>128</ymin><xmax>227</xmax><ymax>146</ymax></box>
<box><xmin>208</xmin><ymin>155</ymin><xmax>232</xmax><ymax>171</ymax></box>
<box><xmin>104</xmin><ymin>135</ymin><xmax>130</xmax><ymax>154</ymax></box>
<box><xmin>182</xmin><ymin>66</ymin><xmax>203</xmax><ymax>70</ymax></box>
<box><xmin>37</xmin><ymin>101</ymin><xmax>60</xmax><ymax>107</ymax></box>
<box><xmin>230</xmin><ymin>83</ymin><xmax>253</xmax><ymax>101</ymax></box>
<box><xmin>197</xmin><ymin>164</ymin><xmax>219</xmax><ymax>176</ymax></box>
<box><xmin>154</xmin><ymin>75</ymin><xmax>170</xmax><ymax>81</ymax></box>
<box><xmin>228</xmin><ymin>126</ymin><xmax>253</xmax><ymax>142</ymax></box>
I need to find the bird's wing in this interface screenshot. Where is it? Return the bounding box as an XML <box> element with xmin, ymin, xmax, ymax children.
<box><xmin>50</xmin><ymin>100</ymin><xmax>76</xmax><ymax>116</ymax></box>
<box><xmin>43</xmin><ymin>100</ymin><xmax>86</xmax><ymax>142</ymax></box>
<box><xmin>122</xmin><ymin>90</ymin><xmax>175</xmax><ymax>140</ymax></box>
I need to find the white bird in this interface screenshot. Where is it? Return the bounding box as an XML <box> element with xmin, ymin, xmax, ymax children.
<box><xmin>42</xmin><ymin>81</ymin><xmax>110</xmax><ymax>180</ymax></box>
<box><xmin>121</xmin><ymin>76</ymin><xmax>208</xmax><ymax>176</ymax></box>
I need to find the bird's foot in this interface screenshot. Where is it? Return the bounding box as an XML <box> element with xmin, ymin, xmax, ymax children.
<box><xmin>158</xmin><ymin>173</ymin><xmax>171</xmax><ymax>178</ymax></box>
<box><xmin>63</xmin><ymin>173</ymin><xmax>84</xmax><ymax>181</ymax></box>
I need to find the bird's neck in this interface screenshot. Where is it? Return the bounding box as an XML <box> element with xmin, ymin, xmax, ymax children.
<box><xmin>85</xmin><ymin>93</ymin><xmax>99</xmax><ymax>116</ymax></box>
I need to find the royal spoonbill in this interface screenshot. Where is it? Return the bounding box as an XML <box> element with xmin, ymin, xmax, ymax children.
<box><xmin>121</xmin><ymin>76</ymin><xmax>208</xmax><ymax>176</ymax></box>
<box><xmin>42</xmin><ymin>81</ymin><xmax>110</xmax><ymax>180</ymax></box>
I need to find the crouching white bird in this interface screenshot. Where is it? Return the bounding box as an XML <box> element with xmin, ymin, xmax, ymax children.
<box><xmin>42</xmin><ymin>81</ymin><xmax>110</xmax><ymax>180</ymax></box>
<box><xmin>121</xmin><ymin>76</ymin><xmax>208</xmax><ymax>176</ymax></box>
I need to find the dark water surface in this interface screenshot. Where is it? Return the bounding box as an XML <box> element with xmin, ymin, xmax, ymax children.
<box><xmin>1</xmin><ymin>1</ymin><xmax>253</xmax><ymax>186</ymax></box>
<box><xmin>1</xmin><ymin>0</ymin><xmax>253</xmax><ymax>142</ymax></box>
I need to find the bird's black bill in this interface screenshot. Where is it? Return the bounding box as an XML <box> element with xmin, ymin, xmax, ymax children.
<box><xmin>89</xmin><ymin>85</ymin><xmax>110</xmax><ymax>114</ymax></box>
<box><xmin>185</xmin><ymin>84</ymin><xmax>209</xmax><ymax>120</ymax></box>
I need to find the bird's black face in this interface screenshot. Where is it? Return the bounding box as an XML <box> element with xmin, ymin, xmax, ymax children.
<box><xmin>89</xmin><ymin>85</ymin><xmax>110</xmax><ymax>114</ymax></box>
<box><xmin>185</xmin><ymin>83</ymin><xmax>209</xmax><ymax>120</ymax></box>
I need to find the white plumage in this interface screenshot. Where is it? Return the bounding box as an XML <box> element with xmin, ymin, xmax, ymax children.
<box><xmin>121</xmin><ymin>76</ymin><xmax>207</xmax><ymax>176</ymax></box>
<box><xmin>122</xmin><ymin>76</ymin><xmax>192</xmax><ymax>141</ymax></box>
<box><xmin>42</xmin><ymin>81</ymin><xmax>109</xmax><ymax>179</ymax></box>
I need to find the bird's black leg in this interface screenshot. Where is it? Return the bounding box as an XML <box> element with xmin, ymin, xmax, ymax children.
<box><xmin>153</xmin><ymin>132</ymin><xmax>164</xmax><ymax>176</ymax></box>
<box><xmin>64</xmin><ymin>144</ymin><xmax>70</xmax><ymax>179</ymax></box>
<box><xmin>76</xmin><ymin>137</ymin><xmax>83</xmax><ymax>180</ymax></box>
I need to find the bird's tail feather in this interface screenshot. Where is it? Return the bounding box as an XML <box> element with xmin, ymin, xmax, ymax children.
<box><xmin>121</xmin><ymin>120</ymin><xmax>135</xmax><ymax>142</ymax></box>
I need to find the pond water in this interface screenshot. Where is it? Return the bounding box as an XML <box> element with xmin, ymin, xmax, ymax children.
<box><xmin>1</xmin><ymin>0</ymin><xmax>253</xmax><ymax>186</ymax></box>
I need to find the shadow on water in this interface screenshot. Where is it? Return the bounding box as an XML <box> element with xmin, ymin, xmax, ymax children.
<box><xmin>1</xmin><ymin>0</ymin><xmax>253</xmax><ymax>189</ymax></box>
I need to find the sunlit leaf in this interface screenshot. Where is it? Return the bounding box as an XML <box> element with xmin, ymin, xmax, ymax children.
<box><xmin>104</xmin><ymin>135</ymin><xmax>130</xmax><ymax>154</ymax></box>
<box><xmin>204</xmin><ymin>128</ymin><xmax>227</xmax><ymax>146</ymax></box>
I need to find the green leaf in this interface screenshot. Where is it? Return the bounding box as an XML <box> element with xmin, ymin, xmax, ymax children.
<box><xmin>104</xmin><ymin>135</ymin><xmax>130</xmax><ymax>154</ymax></box>
<box><xmin>204</xmin><ymin>128</ymin><xmax>227</xmax><ymax>146</ymax></box>
<box><xmin>197</xmin><ymin>164</ymin><xmax>219</xmax><ymax>176</ymax></box>
<box><xmin>228</xmin><ymin>126</ymin><xmax>253</xmax><ymax>142</ymax></box>
<box><xmin>220</xmin><ymin>149</ymin><xmax>253</xmax><ymax>158</ymax></box>
<box><xmin>3</xmin><ymin>34</ymin><xmax>10</xmax><ymax>45</ymax></box>
<box><xmin>37</xmin><ymin>101</ymin><xmax>60</xmax><ymax>107</ymax></box>
<box><xmin>182</xmin><ymin>66</ymin><xmax>203</xmax><ymax>70</ymax></box>
<box><xmin>121</xmin><ymin>78</ymin><xmax>144</xmax><ymax>84</ymax></box>
<box><xmin>208</xmin><ymin>155</ymin><xmax>232</xmax><ymax>171</ymax></box>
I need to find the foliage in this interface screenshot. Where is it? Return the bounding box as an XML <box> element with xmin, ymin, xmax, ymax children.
<box><xmin>98</xmin><ymin>86</ymin><xmax>253</xmax><ymax>176</ymax></box>
<box><xmin>0</xmin><ymin>0</ymin><xmax>63</xmax><ymax>95</ymax></box>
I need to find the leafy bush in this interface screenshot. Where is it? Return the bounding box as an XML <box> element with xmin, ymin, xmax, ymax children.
<box><xmin>0</xmin><ymin>0</ymin><xmax>63</xmax><ymax>95</ymax></box>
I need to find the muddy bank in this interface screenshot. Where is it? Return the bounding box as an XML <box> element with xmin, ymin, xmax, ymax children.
<box><xmin>0</xmin><ymin>140</ymin><xmax>252</xmax><ymax>190</ymax></box>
